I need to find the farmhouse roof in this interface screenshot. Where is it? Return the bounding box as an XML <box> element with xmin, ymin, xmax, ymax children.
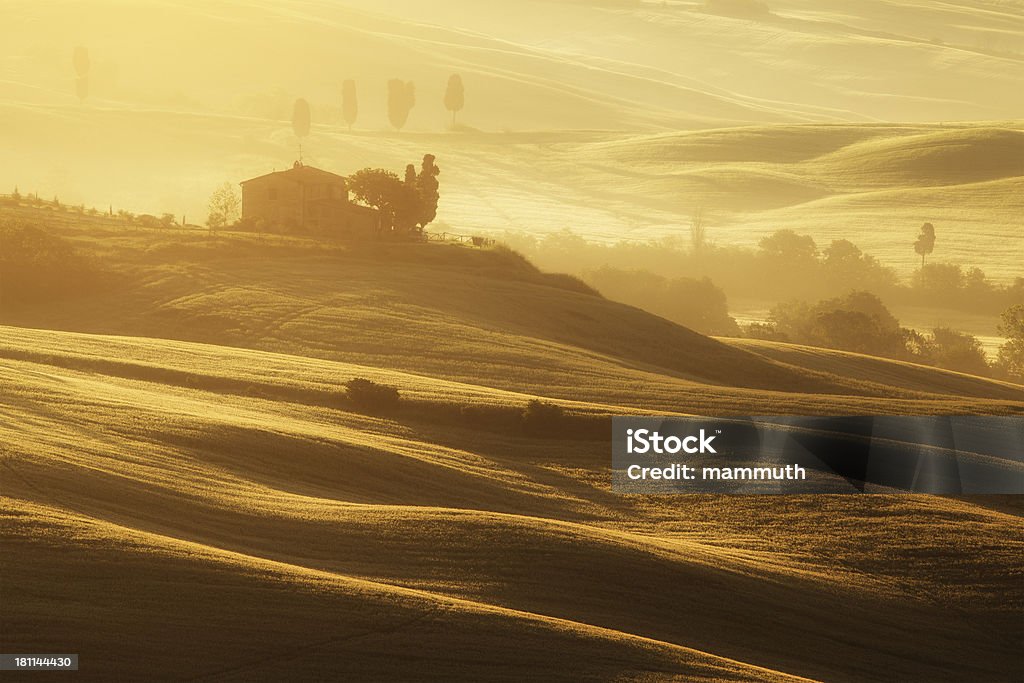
<box><xmin>240</xmin><ymin>164</ymin><xmax>347</xmax><ymax>186</ymax></box>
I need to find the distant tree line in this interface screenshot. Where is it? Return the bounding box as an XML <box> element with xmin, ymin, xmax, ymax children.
<box><xmin>346</xmin><ymin>154</ymin><xmax>441</xmax><ymax>237</ymax></box>
<box><xmin>585</xmin><ymin>266</ymin><xmax>738</xmax><ymax>335</ymax></box>
<box><xmin>502</xmin><ymin>227</ymin><xmax>1023</xmax><ymax>316</ymax></box>
<box><xmin>749</xmin><ymin>292</ymin><xmax>1023</xmax><ymax>380</ymax></box>
<box><xmin>288</xmin><ymin>74</ymin><xmax>467</xmax><ymax>133</ymax></box>
<box><xmin>2</xmin><ymin>189</ymin><xmax>179</xmax><ymax>228</ymax></box>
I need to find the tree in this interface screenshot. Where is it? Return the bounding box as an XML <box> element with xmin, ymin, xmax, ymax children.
<box><xmin>758</xmin><ymin>229</ymin><xmax>817</xmax><ymax>261</ymax></box>
<box><xmin>342</xmin><ymin>80</ymin><xmax>357</xmax><ymax>131</ymax></box>
<box><xmin>347</xmin><ymin>168</ymin><xmax>419</xmax><ymax>234</ymax></box>
<box><xmin>928</xmin><ymin>327</ymin><xmax>989</xmax><ymax>376</ymax></box>
<box><xmin>914</xmin><ymin>222</ymin><xmax>935</xmax><ymax>267</ymax></box>
<box><xmin>415</xmin><ymin>154</ymin><xmax>440</xmax><ymax>229</ymax></box>
<box><xmin>73</xmin><ymin>46</ymin><xmax>90</xmax><ymax>102</ymax></box>
<box><xmin>823</xmin><ymin>238</ymin><xmax>897</xmax><ymax>291</ymax></box>
<box><xmin>387</xmin><ymin>79</ymin><xmax>415</xmax><ymax>131</ymax></box>
<box><xmin>207</xmin><ymin>182</ymin><xmax>240</xmax><ymax>233</ymax></box>
<box><xmin>996</xmin><ymin>304</ymin><xmax>1024</xmax><ymax>380</ymax></box>
<box><xmin>443</xmin><ymin>74</ymin><xmax>464</xmax><ymax>127</ymax></box>
<box><xmin>690</xmin><ymin>208</ymin><xmax>706</xmax><ymax>254</ymax></box>
<box><xmin>769</xmin><ymin>291</ymin><xmax>904</xmax><ymax>357</ymax></box>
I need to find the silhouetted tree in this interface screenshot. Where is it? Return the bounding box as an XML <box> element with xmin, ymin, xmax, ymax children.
<box><xmin>822</xmin><ymin>238</ymin><xmax>897</xmax><ymax>291</ymax></box>
<box><xmin>387</xmin><ymin>79</ymin><xmax>415</xmax><ymax>130</ymax></box>
<box><xmin>444</xmin><ymin>74</ymin><xmax>464</xmax><ymax>127</ymax></box>
<box><xmin>415</xmin><ymin>154</ymin><xmax>440</xmax><ymax>229</ymax></box>
<box><xmin>770</xmin><ymin>291</ymin><xmax>904</xmax><ymax>357</ymax></box>
<box><xmin>342</xmin><ymin>80</ymin><xmax>357</xmax><ymax>131</ymax></box>
<box><xmin>207</xmin><ymin>182</ymin><xmax>240</xmax><ymax>234</ymax></box>
<box><xmin>404</xmin><ymin>164</ymin><xmax>417</xmax><ymax>185</ymax></box>
<box><xmin>73</xmin><ymin>46</ymin><xmax>90</xmax><ymax>102</ymax></box>
<box><xmin>689</xmin><ymin>208</ymin><xmax>706</xmax><ymax>254</ymax></box>
<box><xmin>758</xmin><ymin>229</ymin><xmax>817</xmax><ymax>261</ymax></box>
<box><xmin>586</xmin><ymin>266</ymin><xmax>738</xmax><ymax>335</ymax></box>
<box><xmin>347</xmin><ymin>168</ymin><xmax>419</xmax><ymax>234</ymax></box>
<box><xmin>996</xmin><ymin>304</ymin><xmax>1024</xmax><ymax>380</ymax></box>
<box><xmin>929</xmin><ymin>327</ymin><xmax>989</xmax><ymax>376</ymax></box>
<box><xmin>914</xmin><ymin>222</ymin><xmax>936</xmax><ymax>267</ymax></box>
<box><xmin>292</xmin><ymin>98</ymin><xmax>311</xmax><ymax>161</ymax></box>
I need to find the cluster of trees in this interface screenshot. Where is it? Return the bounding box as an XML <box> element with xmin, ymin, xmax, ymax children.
<box><xmin>347</xmin><ymin>155</ymin><xmax>441</xmax><ymax>237</ymax></box>
<box><xmin>336</xmin><ymin>74</ymin><xmax>465</xmax><ymax>132</ymax></box>
<box><xmin>502</xmin><ymin>227</ymin><xmax>1021</xmax><ymax>315</ymax></box>
<box><xmin>749</xmin><ymin>292</ymin><xmax>1023</xmax><ymax>379</ymax></box>
<box><xmin>585</xmin><ymin>266</ymin><xmax>738</xmax><ymax>335</ymax></box>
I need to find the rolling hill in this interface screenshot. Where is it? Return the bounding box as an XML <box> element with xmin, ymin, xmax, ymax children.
<box><xmin>1</xmin><ymin>0</ymin><xmax>1022</xmax><ymax>283</ymax></box>
<box><xmin>2</xmin><ymin>212</ymin><xmax>1023</xmax><ymax>679</ymax></box>
<box><xmin>3</xmin><ymin>1</ymin><xmax>1023</xmax><ymax>676</ymax></box>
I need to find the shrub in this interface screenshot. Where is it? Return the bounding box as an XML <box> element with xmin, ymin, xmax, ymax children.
<box><xmin>344</xmin><ymin>378</ymin><xmax>400</xmax><ymax>412</ymax></box>
<box><xmin>521</xmin><ymin>400</ymin><xmax>566</xmax><ymax>435</ymax></box>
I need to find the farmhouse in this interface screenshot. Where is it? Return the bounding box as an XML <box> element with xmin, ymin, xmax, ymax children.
<box><xmin>240</xmin><ymin>162</ymin><xmax>379</xmax><ymax>237</ymax></box>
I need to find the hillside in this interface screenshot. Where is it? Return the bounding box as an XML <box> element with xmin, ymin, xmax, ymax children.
<box><xmin>3</xmin><ymin>325</ymin><xmax>1023</xmax><ymax>681</ymax></box>
<box><xmin>4</xmin><ymin>213</ymin><xmax>1023</xmax><ymax>412</ymax></box>
<box><xmin>3</xmin><ymin>1</ymin><xmax>1023</xmax><ymax>679</ymax></box>
<box><xmin>2</xmin><ymin>111</ymin><xmax>1020</xmax><ymax>283</ymax></box>
<box><xmin>3</xmin><ymin>213</ymin><xmax>1023</xmax><ymax>679</ymax></box>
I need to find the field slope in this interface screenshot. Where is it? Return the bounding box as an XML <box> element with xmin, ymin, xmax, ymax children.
<box><xmin>2</xmin><ymin>218</ymin><xmax>1023</xmax><ymax>680</ymax></box>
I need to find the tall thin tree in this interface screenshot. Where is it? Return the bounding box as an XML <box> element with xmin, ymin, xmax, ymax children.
<box><xmin>73</xmin><ymin>46</ymin><xmax>90</xmax><ymax>102</ymax></box>
<box><xmin>387</xmin><ymin>79</ymin><xmax>415</xmax><ymax>131</ymax></box>
<box><xmin>444</xmin><ymin>74</ymin><xmax>464</xmax><ymax>127</ymax></box>
<box><xmin>914</xmin><ymin>222</ymin><xmax>936</xmax><ymax>267</ymax></box>
<box><xmin>342</xmin><ymin>80</ymin><xmax>357</xmax><ymax>131</ymax></box>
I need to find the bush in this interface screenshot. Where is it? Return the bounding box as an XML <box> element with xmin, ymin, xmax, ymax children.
<box><xmin>344</xmin><ymin>378</ymin><xmax>400</xmax><ymax>412</ymax></box>
<box><xmin>521</xmin><ymin>400</ymin><xmax>566</xmax><ymax>435</ymax></box>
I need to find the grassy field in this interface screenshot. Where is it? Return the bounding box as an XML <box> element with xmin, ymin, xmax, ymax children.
<box><xmin>2</xmin><ymin>1</ymin><xmax>1022</xmax><ymax>679</ymax></box>
<box><xmin>2</xmin><ymin>215</ymin><xmax>1023</xmax><ymax>680</ymax></box>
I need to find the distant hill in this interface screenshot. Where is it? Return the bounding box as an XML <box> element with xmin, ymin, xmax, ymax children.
<box><xmin>3</xmin><ymin>210</ymin><xmax>1022</xmax><ymax>412</ymax></box>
